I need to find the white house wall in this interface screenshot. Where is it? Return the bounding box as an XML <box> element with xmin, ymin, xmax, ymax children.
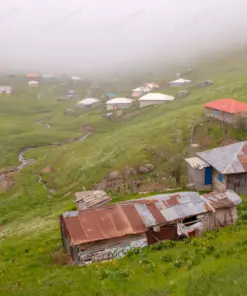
<box><xmin>140</xmin><ymin>100</ymin><xmax>170</xmax><ymax>108</ymax></box>
<box><xmin>106</xmin><ymin>103</ymin><xmax>131</xmax><ymax>111</ymax></box>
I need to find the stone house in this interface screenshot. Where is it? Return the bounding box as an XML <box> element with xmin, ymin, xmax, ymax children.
<box><xmin>204</xmin><ymin>98</ymin><xmax>247</xmax><ymax>123</ymax></box>
<box><xmin>185</xmin><ymin>141</ymin><xmax>247</xmax><ymax>194</ymax></box>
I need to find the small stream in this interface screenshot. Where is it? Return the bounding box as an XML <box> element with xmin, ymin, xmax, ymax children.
<box><xmin>1</xmin><ymin>132</ymin><xmax>91</xmax><ymax>197</ymax></box>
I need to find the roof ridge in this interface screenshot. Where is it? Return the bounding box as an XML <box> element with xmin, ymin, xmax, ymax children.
<box><xmin>223</xmin><ymin>141</ymin><xmax>246</xmax><ymax>173</ymax></box>
<box><xmin>231</xmin><ymin>99</ymin><xmax>235</xmax><ymax>113</ymax></box>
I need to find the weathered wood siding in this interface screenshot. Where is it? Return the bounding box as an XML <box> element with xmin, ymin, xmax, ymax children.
<box><xmin>146</xmin><ymin>225</ymin><xmax>177</xmax><ymax>244</ymax></box>
<box><xmin>60</xmin><ymin>216</ymin><xmax>71</xmax><ymax>254</ymax></box>
<box><xmin>197</xmin><ymin>207</ymin><xmax>238</xmax><ymax>236</ymax></box>
<box><xmin>227</xmin><ymin>173</ymin><xmax>247</xmax><ymax>194</ymax></box>
<box><xmin>77</xmin><ymin>234</ymin><xmax>147</xmax><ymax>265</ymax></box>
<box><xmin>204</xmin><ymin>107</ymin><xmax>235</xmax><ymax>123</ymax></box>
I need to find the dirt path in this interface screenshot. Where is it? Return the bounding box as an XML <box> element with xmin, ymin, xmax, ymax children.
<box><xmin>0</xmin><ymin>132</ymin><xmax>91</xmax><ymax>197</ymax></box>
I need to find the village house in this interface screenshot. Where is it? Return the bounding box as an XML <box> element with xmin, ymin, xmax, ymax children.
<box><xmin>26</xmin><ymin>73</ymin><xmax>39</xmax><ymax>79</ymax></box>
<box><xmin>138</xmin><ymin>93</ymin><xmax>175</xmax><ymax>108</ymax></box>
<box><xmin>131</xmin><ymin>83</ymin><xmax>159</xmax><ymax>97</ymax></box>
<box><xmin>185</xmin><ymin>141</ymin><xmax>247</xmax><ymax>194</ymax></box>
<box><xmin>169</xmin><ymin>78</ymin><xmax>192</xmax><ymax>87</ymax></box>
<box><xmin>178</xmin><ymin>90</ymin><xmax>189</xmax><ymax>98</ymax></box>
<box><xmin>144</xmin><ymin>82</ymin><xmax>159</xmax><ymax>90</ymax></box>
<box><xmin>60</xmin><ymin>190</ymin><xmax>241</xmax><ymax>265</ymax></box>
<box><xmin>70</xmin><ymin>76</ymin><xmax>81</xmax><ymax>82</ymax></box>
<box><xmin>28</xmin><ymin>80</ymin><xmax>39</xmax><ymax>87</ymax></box>
<box><xmin>42</xmin><ymin>74</ymin><xmax>55</xmax><ymax>79</ymax></box>
<box><xmin>0</xmin><ymin>86</ymin><xmax>12</xmax><ymax>94</ymax></box>
<box><xmin>131</xmin><ymin>86</ymin><xmax>150</xmax><ymax>97</ymax></box>
<box><xmin>106</xmin><ymin>93</ymin><xmax>117</xmax><ymax>99</ymax></box>
<box><xmin>67</xmin><ymin>90</ymin><xmax>76</xmax><ymax>98</ymax></box>
<box><xmin>106</xmin><ymin>97</ymin><xmax>132</xmax><ymax>111</ymax></box>
<box><xmin>204</xmin><ymin>98</ymin><xmax>247</xmax><ymax>123</ymax></box>
<box><xmin>77</xmin><ymin>98</ymin><xmax>100</xmax><ymax>108</ymax></box>
<box><xmin>75</xmin><ymin>190</ymin><xmax>111</xmax><ymax>210</ymax></box>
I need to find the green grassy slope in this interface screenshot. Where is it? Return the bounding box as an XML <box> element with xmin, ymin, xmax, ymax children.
<box><xmin>1</xmin><ymin>52</ymin><xmax>247</xmax><ymax>295</ymax></box>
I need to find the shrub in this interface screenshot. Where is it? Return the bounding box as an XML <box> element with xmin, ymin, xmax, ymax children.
<box><xmin>150</xmin><ymin>240</ymin><xmax>175</xmax><ymax>251</ymax></box>
<box><xmin>173</xmin><ymin>258</ymin><xmax>183</xmax><ymax>268</ymax></box>
<box><xmin>161</xmin><ymin>254</ymin><xmax>173</xmax><ymax>262</ymax></box>
<box><xmin>214</xmin><ymin>252</ymin><xmax>221</xmax><ymax>259</ymax></box>
<box><xmin>126</xmin><ymin>247</ymin><xmax>142</xmax><ymax>257</ymax></box>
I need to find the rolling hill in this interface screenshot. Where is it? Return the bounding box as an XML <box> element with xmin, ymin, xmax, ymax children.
<box><xmin>1</xmin><ymin>51</ymin><xmax>247</xmax><ymax>295</ymax></box>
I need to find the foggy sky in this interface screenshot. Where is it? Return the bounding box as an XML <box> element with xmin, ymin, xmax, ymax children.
<box><xmin>1</xmin><ymin>0</ymin><xmax>247</xmax><ymax>74</ymax></box>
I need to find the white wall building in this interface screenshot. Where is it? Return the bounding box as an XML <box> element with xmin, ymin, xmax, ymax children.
<box><xmin>71</xmin><ymin>76</ymin><xmax>81</xmax><ymax>82</ymax></box>
<box><xmin>77</xmin><ymin>98</ymin><xmax>100</xmax><ymax>107</ymax></box>
<box><xmin>131</xmin><ymin>86</ymin><xmax>150</xmax><ymax>97</ymax></box>
<box><xmin>139</xmin><ymin>93</ymin><xmax>175</xmax><ymax>108</ymax></box>
<box><xmin>106</xmin><ymin>98</ymin><xmax>132</xmax><ymax>111</ymax></box>
<box><xmin>169</xmin><ymin>78</ymin><xmax>192</xmax><ymax>87</ymax></box>
<box><xmin>28</xmin><ymin>81</ymin><xmax>39</xmax><ymax>87</ymax></box>
<box><xmin>0</xmin><ymin>86</ymin><xmax>12</xmax><ymax>94</ymax></box>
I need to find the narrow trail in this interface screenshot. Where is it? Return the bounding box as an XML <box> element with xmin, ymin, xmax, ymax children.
<box><xmin>1</xmin><ymin>132</ymin><xmax>91</xmax><ymax>198</ymax></box>
<box><xmin>1</xmin><ymin>85</ymin><xmax>95</xmax><ymax>197</ymax></box>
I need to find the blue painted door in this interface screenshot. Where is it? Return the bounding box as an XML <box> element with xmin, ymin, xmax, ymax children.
<box><xmin>205</xmin><ymin>167</ymin><xmax>213</xmax><ymax>185</ymax></box>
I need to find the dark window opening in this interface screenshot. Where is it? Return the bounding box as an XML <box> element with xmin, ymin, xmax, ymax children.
<box><xmin>182</xmin><ymin>215</ymin><xmax>198</xmax><ymax>225</ymax></box>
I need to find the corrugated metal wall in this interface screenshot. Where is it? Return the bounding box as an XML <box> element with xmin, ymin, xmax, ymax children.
<box><xmin>146</xmin><ymin>225</ymin><xmax>177</xmax><ymax>245</ymax></box>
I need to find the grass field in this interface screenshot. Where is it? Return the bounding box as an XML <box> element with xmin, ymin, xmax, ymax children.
<box><xmin>1</xmin><ymin>51</ymin><xmax>247</xmax><ymax>295</ymax></box>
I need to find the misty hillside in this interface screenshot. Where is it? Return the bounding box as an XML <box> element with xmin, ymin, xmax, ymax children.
<box><xmin>1</xmin><ymin>49</ymin><xmax>247</xmax><ymax>296</ymax></box>
<box><xmin>2</xmin><ymin>1</ymin><xmax>247</xmax><ymax>295</ymax></box>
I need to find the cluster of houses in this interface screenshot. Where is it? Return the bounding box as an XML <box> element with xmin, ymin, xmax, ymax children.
<box><xmin>75</xmin><ymin>78</ymin><xmax>194</xmax><ymax>110</ymax></box>
<box><xmin>61</xmin><ymin>140</ymin><xmax>247</xmax><ymax>266</ymax></box>
<box><xmin>60</xmin><ymin>96</ymin><xmax>247</xmax><ymax>265</ymax></box>
<box><xmin>76</xmin><ymin>94</ymin><xmax>176</xmax><ymax>110</ymax></box>
<box><xmin>25</xmin><ymin>73</ymin><xmax>82</xmax><ymax>88</ymax></box>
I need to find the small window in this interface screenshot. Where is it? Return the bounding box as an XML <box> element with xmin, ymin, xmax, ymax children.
<box><xmin>218</xmin><ymin>173</ymin><xmax>223</xmax><ymax>182</ymax></box>
<box><xmin>215</xmin><ymin>110</ymin><xmax>220</xmax><ymax>116</ymax></box>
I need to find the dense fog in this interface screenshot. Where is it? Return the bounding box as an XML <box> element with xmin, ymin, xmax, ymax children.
<box><xmin>1</xmin><ymin>0</ymin><xmax>247</xmax><ymax>74</ymax></box>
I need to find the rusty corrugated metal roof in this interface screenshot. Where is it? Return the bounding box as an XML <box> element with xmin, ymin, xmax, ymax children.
<box><xmin>203</xmin><ymin>189</ymin><xmax>242</xmax><ymax>209</ymax></box>
<box><xmin>63</xmin><ymin>204</ymin><xmax>146</xmax><ymax>245</ymax></box>
<box><xmin>62</xmin><ymin>190</ymin><xmax>242</xmax><ymax>246</ymax></box>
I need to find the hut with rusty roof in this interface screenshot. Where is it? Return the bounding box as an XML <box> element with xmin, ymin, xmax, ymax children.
<box><xmin>60</xmin><ymin>190</ymin><xmax>241</xmax><ymax>265</ymax></box>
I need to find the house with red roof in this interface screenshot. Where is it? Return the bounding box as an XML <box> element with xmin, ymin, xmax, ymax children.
<box><xmin>204</xmin><ymin>98</ymin><xmax>247</xmax><ymax>123</ymax></box>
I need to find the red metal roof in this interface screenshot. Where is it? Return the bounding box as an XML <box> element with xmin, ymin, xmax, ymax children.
<box><xmin>204</xmin><ymin>98</ymin><xmax>247</xmax><ymax>114</ymax></box>
<box><xmin>63</xmin><ymin>204</ymin><xmax>146</xmax><ymax>245</ymax></box>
